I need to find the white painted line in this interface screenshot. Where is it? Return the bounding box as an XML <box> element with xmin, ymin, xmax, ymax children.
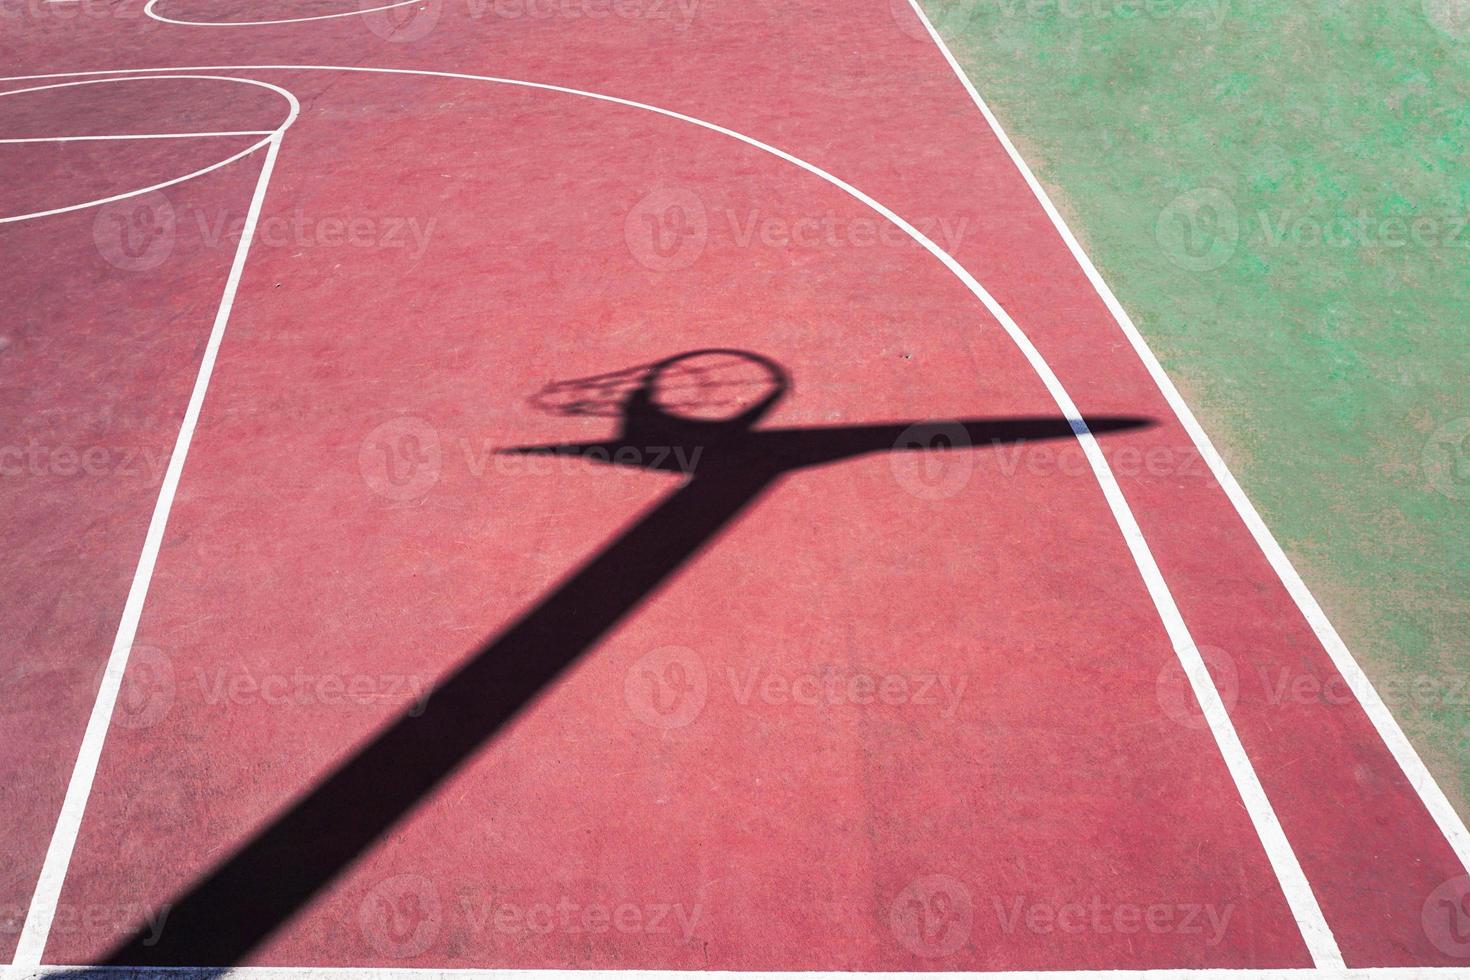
<box><xmin>0</xmin><ymin>130</ymin><xmax>272</xmax><ymax>143</ymax></box>
<box><xmin>7</xmin><ymin>966</ymin><xmax>1470</xmax><ymax>979</ymax></box>
<box><xmin>0</xmin><ymin>64</ymin><xmax>1346</xmax><ymax>970</ymax></box>
<box><xmin>10</xmin><ymin>131</ymin><xmax>285</xmax><ymax>969</ymax></box>
<box><xmin>0</xmin><ymin>968</ymin><xmax>1324</xmax><ymax>980</ymax></box>
<box><xmin>902</xmin><ymin>0</ymin><xmax>1470</xmax><ymax>905</ymax></box>
<box><xmin>143</xmin><ymin>0</ymin><xmax>423</xmax><ymax>27</ymax></box>
<box><xmin>0</xmin><ymin>75</ymin><xmax>296</xmax><ymax>224</ymax></box>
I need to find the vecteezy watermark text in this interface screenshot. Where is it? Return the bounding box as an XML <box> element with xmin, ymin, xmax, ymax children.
<box><xmin>92</xmin><ymin>192</ymin><xmax>437</xmax><ymax>272</ymax></box>
<box><xmin>192</xmin><ymin>207</ymin><xmax>436</xmax><ymax>259</ymax></box>
<box><xmin>726</xmin><ymin>665</ymin><xmax>968</xmax><ymax>718</ymax></box>
<box><xmin>1158</xmin><ymin>188</ymin><xmax>1470</xmax><ymax>272</ymax></box>
<box><xmin>0</xmin><ymin>902</ymin><xmax>172</xmax><ymax>947</ymax></box>
<box><xmin>625</xmin><ymin>187</ymin><xmax>972</xmax><ymax>272</ymax></box>
<box><xmin>993</xmin><ymin>895</ymin><xmax>1234</xmax><ymax>945</ymax></box>
<box><xmin>987</xmin><ymin>0</ymin><xmax>1226</xmax><ymax>26</ymax></box>
<box><xmin>465</xmin><ymin>0</ymin><xmax>699</xmax><ymax>27</ymax></box>
<box><xmin>357</xmin><ymin>874</ymin><xmax>702</xmax><ymax>960</ymax></box>
<box><xmin>890</xmin><ymin>0</ymin><xmax>1227</xmax><ymax>43</ymax></box>
<box><xmin>196</xmin><ymin>666</ymin><xmax>432</xmax><ymax>716</ymax></box>
<box><xmin>459</xmin><ymin>895</ymin><xmax>702</xmax><ymax>939</ymax></box>
<box><xmin>358</xmin><ymin>415</ymin><xmax>709</xmax><ymax>502</ymax></box>
<box><xmin>624</xmin><ymin>647</ymin><xmax>971</xmax><ymax>730</ymax></box>
<box><xmin>0</xmin><ymin>442</ymin><xmax>169</xmax><ymax>483</ymax></box>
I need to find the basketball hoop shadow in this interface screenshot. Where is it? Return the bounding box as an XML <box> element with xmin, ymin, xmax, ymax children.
<box><xmin>99</xmin><ymin>350</ymin><xmax>1152</xmax><ymax>967</ymax></box>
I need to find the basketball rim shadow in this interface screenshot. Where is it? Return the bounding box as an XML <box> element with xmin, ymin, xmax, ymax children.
<box><xmin>81</xmin><ymin>349</ymin><xmax>1151</xmax><ymax>969</ymax></box>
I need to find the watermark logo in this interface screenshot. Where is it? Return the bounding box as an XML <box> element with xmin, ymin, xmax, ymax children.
<box><xmin>893</xmin><ymin>0</ymin><xmax>1227</xmax><ymax>38</ymax></box>
<box><xmin>1424</xmin><ymin>0</ymin><xmax>1470</xmax><ymax>40</ymax></box>
<box><xmin>1156</xmin><ymin>187</ymin><xmax>1238</xmax><ymax>272</ymax></box>
<box><xmin>624</xmin><ymin>188</ymin><xmax>967</xmax><ymax>271</ymax></box>
<box><xmin>727</xmin><ymin>665</ymin><xmax>968</xmax><ymax>717</ymax></box>
<box><xmin>188</xmin><ymin>206</ymin><xmax>437</xmax><ymax>260</ymax></box>
<box><xmin>458</xmin><ymin>895</ymin><xmax>702</xmax><ymax>938</ymax></box>
<box><xmin>105</xmin><ymin>645</ymin><xmax>175</xmax><ymax>730</ymax></box>
<box><xmin>994</xmin><ymin>895</ymin><xmax>1233</xmax><ymax>943</ymax></box>
<box><xmin>996</xmin><ymin>0</ymin><xmax>1226</xmax><ymax>27</ymax></box>
<box><xmin>1262</xmin><ymin>666</ymin><xmax>1470</xmax><ymax>709</ymax></box>
<box><xmin>889</xmin><ymin>422</ymin><xmax>974</xmax><ymax>500</ymax></box>
<box><xmin>2</xmin><ymin>902</ymin><xmax>172</xmax><ymax>946</ymax></box>
<box><xmin>465</xmin><ymin>0</ymin><xmax>700</xmax><ymax>28</ymax></box>
<box><xmin>890</xmin><ymin>874</ymin><xmax>973</xmax><ymax>958</ymax></box>
<box><xmin>359</xmin><ymin>873</ymin><xmax>443</xmax><ymax>958</ymax></box>
<box><xmin>1424</xmin><ymin>875</ymin><xmax>1470</xmax><ymax>957</ymax></box>
<box><xmin>0</xmin><ymin>0</ymin><xmax>144</xmax><ymax>19</ymax></box>
<box><xmin>362</xmin><ymin>0</ymin><xmax>442</xmax><ymax>41</ymax></box>
<box><xmin>359</xmin><ymin>416</ymin><xmax>443</xmax><ymax>501</ymax></box>
<box><xmin>625</xmin><ymin>187</ymin><xmax>709</xmax><ymax>272</ymax></box>
<box><xmin>1423</xmin><ymin>417</ymin><xmax>1470</xmax><ymax>501</ymax></box>
<box><xmin>195</xmin><ymin>666</ymin><xmax>432</xmax><ymax>716</ymax></box>
<box><xmin>624</xmin><ymin>645</ymin><xmax>707</xmax><ymax>729</ymax></box>
<box><xmin>890</xmin><ymin>0</ymin><xmax>974</xmax><ymax>41</ymax></box>
<box><xmin>0</xmin><ymin>441</ymin><xmax>169</xmax><ymax>483</ymax></box>
<box><xmin>1154</xmin><ymin>643</ymin><xmax>1237</xmax><ymax>729</ymax></box>
<box><xmin>1256</xmin><ymin>208</ymin><xmax>1469</xmax><ymax>250</ymax></box>
<box><xmin>93</xmin><ymin>191</ymin><xmax>176</xmax><ymax>272</ymax></box>
<box><xmin>723</xmin><ymin>210</ymin><xmax>968</xmax><ymax>252</ymax></box>
<box><xmin>990</xmin><ymin>440</ymin><xmax>1210</xmax><ymax>482</ymax></box>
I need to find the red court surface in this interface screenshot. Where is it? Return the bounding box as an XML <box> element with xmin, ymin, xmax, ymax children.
<box><xmin>4</xmin><ymin>1</ymin><xmax>1470</xmax><ymax>975</ymax></box>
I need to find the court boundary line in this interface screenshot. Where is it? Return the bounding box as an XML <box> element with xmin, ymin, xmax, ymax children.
<box><xmin>900</xmin><ymin>0</ymin><xmax>1470</xmax><ymax>876</ymax></box>
<box><xmin>10</xmin><ymin>131</ymin><xmax>287</xmax><ymax>968</ymax></box>
<box><xmin>0</xmin><ymin>64</ymin><xmax>1335</xmax><ymax>967</ymax></box>
<box><xmin>4</xmin><ymin>965</ymin><xmax>1470</xmax><ymax>979</ymax></box>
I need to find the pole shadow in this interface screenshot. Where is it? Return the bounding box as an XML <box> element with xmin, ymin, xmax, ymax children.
<box><xmin>98</xmin><ymin>349</ymin><xmax>1152</xmax><ymax>967</ymax></box>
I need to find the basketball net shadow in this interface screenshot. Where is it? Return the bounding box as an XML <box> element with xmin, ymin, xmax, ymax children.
<box><xmin>99</xmin><ymin>350</ymin><xmax>1151</xmax><ymax>967</ymax></box>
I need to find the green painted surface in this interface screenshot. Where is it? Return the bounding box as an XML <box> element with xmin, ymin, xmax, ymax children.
<box><xmin>918</xmin><ymin>0</ymin><xmax>1470</xmax><ymax>813</ymax></box>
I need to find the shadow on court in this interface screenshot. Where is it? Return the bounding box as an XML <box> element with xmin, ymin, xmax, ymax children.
<box><xmin>92</xmin><ymin>349</ymin><xmax>1152</xmax><ymax>967</ymax></box>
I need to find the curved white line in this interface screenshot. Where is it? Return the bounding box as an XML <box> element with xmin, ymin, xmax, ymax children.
<box><xmin>0</xmin><ymin>63</ymin><xmax>1338</xmax><ymax>965</ymax></box>
<box><xmin>906</xmin><ymin>0</ymin><xmax>1470</xmax><ymax>867</ymax></box>
<box><xmin>905</xmin><ymin>0</ymin><xmax>1470</xmax><ymax>961</ymax></box>
<box><xmin>143</xmin><ymin>0</ymin><xmax>422</xmax><ymax>27</ymax></box>
<box><xmin>0</xmin><ymin>75</ymin><xmax>299</xmax><ymax>223</ymax></box>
